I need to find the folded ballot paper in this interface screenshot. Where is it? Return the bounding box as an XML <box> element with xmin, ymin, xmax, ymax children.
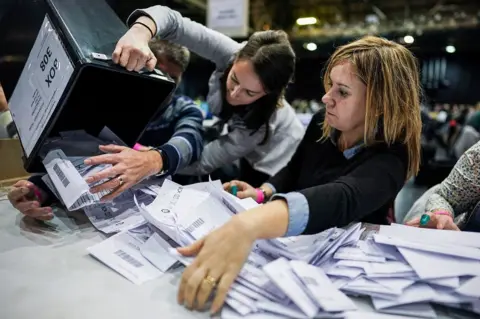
<box><xmin>87</xmin><ymin>178</ymin><xmax>480</xmax><ymax>318</ymax></box>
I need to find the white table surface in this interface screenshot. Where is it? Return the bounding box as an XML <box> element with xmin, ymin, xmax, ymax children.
<box><xmin>0</xmin><ymin>194</ymin><xmax>476</xmax><ymax>319</ymax></box>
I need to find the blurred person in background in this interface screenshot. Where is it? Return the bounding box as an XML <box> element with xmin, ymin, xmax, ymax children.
<box><xmin>177</xmin><ymin>36</ymin><xmax>422</xmax><ymax>313</ymax></box>
<box><xmin>94</xmin><ymin>5</ymin><xmax>304</xmax><ymax>189</ymax></box>
<box><xmin>7</xmin><ymin>39</ymin><xmax>204</xmax><ymax>219</ymax></box>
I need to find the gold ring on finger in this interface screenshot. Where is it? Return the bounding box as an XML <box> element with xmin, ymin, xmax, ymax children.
<box><xmin>118</xmin><ymin>176</ymin><xmax>124</xmax><ymax>186</ymax></box>
<box><xmin>203</xmin><ymin>275</ymin><xmax>217</xmax><ymax>288</ymax></box>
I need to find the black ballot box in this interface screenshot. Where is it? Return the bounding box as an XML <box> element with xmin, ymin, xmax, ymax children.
<box><xmin>5</xmin><ymin>0</ymin><xmax>176</xmax><ymax>173</ymax></box>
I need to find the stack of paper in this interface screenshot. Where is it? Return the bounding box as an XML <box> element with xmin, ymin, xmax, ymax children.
<box><xmin>319</xmin><ymin>223</ymin><xmax>480</xmax><ymax>318</ymax></box>
<box><xmin>87</xmin><ymin>178</ymin><xmax>480</xmax><ymax>318</ymax></box>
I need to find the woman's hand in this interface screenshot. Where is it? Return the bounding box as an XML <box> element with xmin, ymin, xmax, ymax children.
<box><xmin>223</xmin><ymin>180</ymin><xmax>257</xmax><ymax>200</ymax></box>
<box><xmin>7</xmin><ymin>180</ymin><xmax>53</xmax><ymax>220</ymax></box>
<box><xmin>406</xmin><ymin>212</ymin><xmax>460</xmax><ymax>231</ymax></box>
<box><xmin>84</xmin><ymin>145</ymin><xmax>162</xmax><ymax>202</ymax></box>
<box><xmin>177</xmin><ymin>215</ymin><xmax>256</xmax><ymax>314</ymax></box>
<box><xmin>112</xmin><ymin>21</ymin><xmax>156</xmax><ymax>72</ymax></box>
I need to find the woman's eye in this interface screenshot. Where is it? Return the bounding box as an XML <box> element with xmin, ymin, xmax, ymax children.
<box><xmin>339</xmin><ymin>89</ymin><xmax>348</xmax><ymax>97</ymax></box>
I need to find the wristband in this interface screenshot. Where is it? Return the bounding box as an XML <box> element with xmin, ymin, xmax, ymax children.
<box><xmin>255</xmin><ymin>188</ymin><xmax>264</xmax><ymax>204</ymax></box>
<box><xmin>433</xmin><ymin>210</ymin><xmax>453</xmax><ymax>219</ymax></box>
<box><xmin>32</xmin><ymin>186</ymin><xmax>43</xmax><ymax>203</ymax></box>
<box><xmin>132</xmin><ymin>21</ymin><xmax>154</xmax><ymax>39</ymax></box>
<box><xmin>133</xmin><ymin>143</ymin><xmax>143</xmax><ymax>151</ymax></box>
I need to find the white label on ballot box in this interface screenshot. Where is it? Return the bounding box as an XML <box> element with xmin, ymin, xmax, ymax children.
<box><xmin>8</xmin><ymin>15</ymin><xmax>74</xmax><ymax>157</ymax></box>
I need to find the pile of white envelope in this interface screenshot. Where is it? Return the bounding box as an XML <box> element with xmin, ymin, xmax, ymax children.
<box><xmin>86</xmin><ymin>179</ymin><xmax>480</xmax><ymax>319</ymax></box>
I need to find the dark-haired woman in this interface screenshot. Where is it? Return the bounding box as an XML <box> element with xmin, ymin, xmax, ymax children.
<box><xmin>84</xmin><ymin>5</ymin><xmax>304</xmax><ymax>197</ymax></box>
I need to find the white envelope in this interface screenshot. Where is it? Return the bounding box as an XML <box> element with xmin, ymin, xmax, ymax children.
<box><xmin>263</xmin><ymin>258</ymin><xmax>319</xmax><ymax>317</ymax></box>
<box><xmin>371</xmin><ymin>283</ymin><xmax>437</xmax><ymax>310</ymax></box>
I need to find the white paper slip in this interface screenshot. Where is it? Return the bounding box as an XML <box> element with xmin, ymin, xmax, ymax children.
<box><xmin>177</xmin><ymin>193</ymin><xmax>232</xmax><ymax>241</ymax></box>
<box><xmin>357</xmin><ymin>239</ymin><xmax>403</xmax><ymax>261</ymax></box>
<box><xmin>237</xmin><ymin>263</ymin><xmax>287</xmax><ymax>301</ymax></box>
<box><xmin>255</xmin><ymin>300</ymin><xmax>309</xmax><ymax>319</ymax></box>
<box><xmin>83</xmin><ymin>190</ymin><xmax>152</xmax><ymax>234</ymax></box>
<box><xmin>374</xmin><ymin>234</ymin><xmax>480</xmax><ymax>261</ymax></box>
<box><xmin>224</xmin><ymin>298</ymin><xmax>253</xmax><ymax>316</ymax></box>
<box><xmin>135</xmin><ymin>184</ymin><xmax>208</xmax><ymax>245</ymax></box>
<box><xmin>456</xmin><ymin>276</ymin><xmax>480</xmax><ymax>298</ymax></box>
<box><xmin>378</xmin><ymin>303</ymin><xmax>437</xmax><ymax>319</ymax></box>
<box><xmin>42</xmin><ymin>149</ymin><xmax>113</xmax><ymax>210</ymax></box>
<box><xmin>365</xmin><ymin>260</ymin><xmax>413</xmax><ymax>276</ymax></box>
<box><xmin>327</xmin><ymin>266</ymin><xmax>364</xmax><ymax>279</ymax></box>
<box><xmin>263</xmin><ymin>258</ymin><xmax>319</xmax><ymax>318</ymax></box>
<box><xmin>344</xmin><ymin>311</ymin><xmax>407</xmax><ymax>319</ymax></box>
<box><xmin>43</xmin><ymin>149</ymin><xmax>90</xmax><ymax>208</ymax></box>
<box><xmin>381</xmin><ymin>223</ymin><xmax>480</xmax><ymax>249</ymax></box>
<box><xmin>139</xmin><ymin>233</ymin><xmax>178</xmax><ymax>272</ymax></box>
<box><xmin>234</xmin><ymin>278</ymin><xmax>280</xmax><ymax>302</ymax></box>
<box><xmin>221</xmin><ymin>306</ymin><xmax>289</xmax><ymax>319</ymax></box>
<box><xmin>371</xmin><ymin>283</ymin><xmax>437</xmax><ymax>310</ymax></box>
<box><xmin>310</xmin><ymin>223</ymin><xmax>362</xmax><ymax>266</ymax></box>
<box><xmin>334</xmin><ymin>246</ymin><xmax>386</xmax><ymax>263</ymax></box>
<box><xmin>431</xmin><ymin>286</ymin><xmax>479</xmax><ymax>304</ymax></box>
<box><xmin>229</xmin><ymin>282</ymin><xmax>269</xmax><ymax>302</ymax></box>
<box><xmin>421</xmin><ymin>276</ymin><xmax>460</xmax><ymax>289</ymax></box>
<box><xmin>227</xmin><ymin>290</ymin><xmax>258</xmax><ymax>312</ymax></box>
<box><xmin>167</xmin><ymin>247</ymin><xmax>194</xmax><ymax>266</ymax></box>
<box><xmin>397</xmin><ymin>246</ymin><xmax>480</xmax><ymax>280</ymax></box>
<box><xmin>87</xmin><ymin>223</ymin><xmax>162</xmax><ymax>285</ymax></box>
<box><xmin>290</xmin><ymin>260</ymin><xmax>357</xmax><ymax>313</ymax></box>
<box><xmin>343</xmin><ymin>277</ymin><xmax>401</xmax><ymax>297</ymax></box>
<box><xmin>370</xmin><ymin>277</ymin><xmax>415</xmax><ymax>295</ymax></box>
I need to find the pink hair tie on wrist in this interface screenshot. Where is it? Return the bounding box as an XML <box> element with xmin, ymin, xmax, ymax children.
<box><xmin>433</xmin><ymin>211</ymin><xmax>453</xmax><ymax>219</ymax></box>
<box><xmin>133</xmin><ymin>143</ymin><xmax>143</xmax><ymax>151</ymax></box>
<box><xmin>255</xmin><ymin>188</ymin><xmax>264</xmax><ymax>204</ymax></box>
<box><xmin>32</xmin><ymin>186</ymin><xmax>43</xmax><ymax>203</ymax></box>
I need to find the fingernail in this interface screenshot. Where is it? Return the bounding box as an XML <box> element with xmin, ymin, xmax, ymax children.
<box><xmin>84</xmin><ymin>159</ymin><xmax>92</xmax><ymax>165</ymax></box>
<box><xmin>85</xmin><ymin>177</ymin><xmax>93</xmax><ymax>183</ymax></box>
<box><xmin>23</xmin><ymin>188</ymin><xmax>30</xmax><ymax>194</ymax></box>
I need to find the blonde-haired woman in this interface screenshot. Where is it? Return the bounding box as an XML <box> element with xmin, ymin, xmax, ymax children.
<box><xmin>175</xmin><ymin>36</ymin><xmax>422</xmax><ymax>313</ymax></box>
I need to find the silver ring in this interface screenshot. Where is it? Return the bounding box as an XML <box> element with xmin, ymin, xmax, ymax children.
<box><xmin>118</xmin><ymin>177</ymin><xmax>124</xmax><ymax>186</ymax></box>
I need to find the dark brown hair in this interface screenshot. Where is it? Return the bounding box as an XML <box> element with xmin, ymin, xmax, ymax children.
<box><xmin>220</xmin><ymin>30</ymin><xmax>295</xmax><ymax>144</ymax></box>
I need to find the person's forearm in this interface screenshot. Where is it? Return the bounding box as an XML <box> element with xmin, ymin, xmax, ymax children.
<box><xmin>234</xmin><ymin>200</ymin><xmax>289</xmax><ymax>239</ymax></box>
<box><xmin>133</xmin><ymin>15</ymin><xmax>157</xmax><ymax>37</ymax></box>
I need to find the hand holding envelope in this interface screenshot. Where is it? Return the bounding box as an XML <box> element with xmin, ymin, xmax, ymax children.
<box><xmin>176</xmin><ymin>215</ymin><xmax>257</xmax><ymax>314</ymax></box>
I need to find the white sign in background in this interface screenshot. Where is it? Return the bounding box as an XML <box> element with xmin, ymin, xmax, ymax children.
<box><xmin>207</xmin><ymin>0</ymin><xmax>249</xmax><ymax>38</ymax></box>
<box><xmin>9</xmin><ymin>15</ymin><xmax>74</xmax><ymax>157</ymax></box>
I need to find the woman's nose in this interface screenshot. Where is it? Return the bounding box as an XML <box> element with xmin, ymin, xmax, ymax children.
<box><xmin>230</xmin><ymin>86</ymin><xmax>241</xmax><ymax>98</ymax></box>
<box><xmin>322</xmin><ymin>92</ymin><xmax>333</xmax><ymax>107</ymax></box>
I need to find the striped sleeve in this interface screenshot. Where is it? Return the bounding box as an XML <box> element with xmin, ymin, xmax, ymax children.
<box><xmin>158</xmin><ymin>96</ymin><xmax>204</xmax><ymax>175</ymax></box>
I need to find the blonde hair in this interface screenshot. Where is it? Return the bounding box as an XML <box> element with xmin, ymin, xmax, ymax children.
<box><xmin>321</xmin><ymin>35</ymin><xmax>422</xmax><ymax>180</ymax></box>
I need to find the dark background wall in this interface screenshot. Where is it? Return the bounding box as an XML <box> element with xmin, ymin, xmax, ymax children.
<box><xmin>1</xmin><ymin>0</ymin><xmax>479</xmax><ymax>105</ymax></box>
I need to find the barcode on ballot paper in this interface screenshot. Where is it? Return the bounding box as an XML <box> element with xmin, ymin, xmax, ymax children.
<box><xmin>185</xmin><ymin>218</ymin><xmax>205</xmax><ymax>233</ymax></box>
<box><xmin>53</xmin><ymin>163</ymin><xmax>70</xmax><ymax>187</ymax></box>
<box><xmin>114</xmin><ymin>249</ymin><xmax>143</xmax><ymax>268</ymax></box>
